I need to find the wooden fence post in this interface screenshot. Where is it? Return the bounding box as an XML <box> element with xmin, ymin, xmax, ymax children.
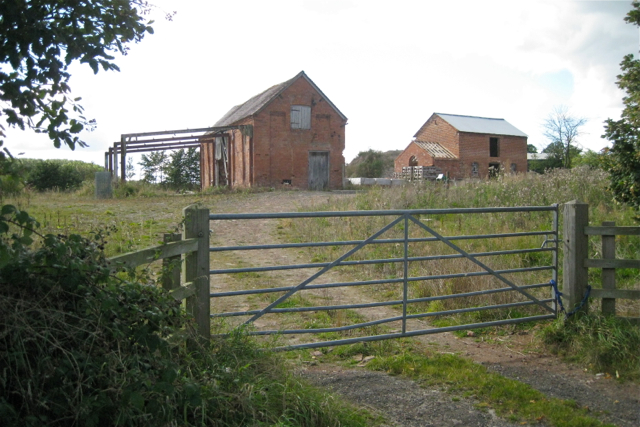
<box><xmin>563</xmin><ymin>200</ymin><xmax>589</xmax><ymax>313</ymax></box>
<box><xmin>601</xmin><ymin>221</ymin><xmax>616</xmax><ymax>316</ymax></box>
<box><xmin>183</xmin><ymin>205</ymin><xmax>211</xmax><ymax>343</ymax></box>
<box><xmin>162</xmin><ymin>233</ymin><xmax>182</xmax><ymax>293</ymax></box>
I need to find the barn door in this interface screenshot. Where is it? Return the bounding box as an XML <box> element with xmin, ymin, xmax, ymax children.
<box><xmin>308</xmin><ymin>151</ymin><xmax>329</xmax><ymax>190</ymax></box>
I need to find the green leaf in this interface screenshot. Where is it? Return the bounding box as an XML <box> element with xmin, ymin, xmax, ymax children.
<box><xmin>129</xmin><ymin>391</ymin><xmax>145</xmax><ymax>411</ymax></box>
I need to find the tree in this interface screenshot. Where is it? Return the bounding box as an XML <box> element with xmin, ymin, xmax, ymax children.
<box><xmin>355</xmin><ymin>149</ymin><xmax>384</xmax><ymax>178</ymax></box>
<box><xmin>139</xmin><ymin>151</ymin><xmax>167</xmax><ymax>184</ymax></box>
<box><xmin>165</xmin><ymin>148</ymin><xmax>200</xmax><ymax>189</ymax></box>
<box><xmin>602</xmin><ymin>2</ymin><xmax>640</xmax><ymax>212</ymax></box>
<box><xmin>0</xmin><ymin>1</ymin><xmax>157</xmax><ymax>154</ymax></box>
<box><xmin>542</xmin><ymin>140</ymin><xmax>582</xmax><ymax>169</ymax></box>
<box><xmin>527</xmin><ymin>144</ymin><xmax>538</xmax><ymax>153</ymax></box>
<box><xmin>542</xmin><ymin>106</ymin><xmax>587</xmax><ymax>168</ymax></box>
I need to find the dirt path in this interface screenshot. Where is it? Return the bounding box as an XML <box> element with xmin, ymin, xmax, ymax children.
<box><xmin>206</xmin><ymin>191</ymin><xmax>639</xmax><ymax>427</ymax></box>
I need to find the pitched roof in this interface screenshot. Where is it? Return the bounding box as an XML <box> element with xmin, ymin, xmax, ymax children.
<box><xmin>214</xmin><ymin>71</ymin><xmax>347</xmax><ymax>127</ymax></box>
<box><xmin>414</xmin><ymin>141</ymin><xmax>457</xmax><ymax>159</ymax></box>
<box><xmin>415</xmin><ymin>113</ymin><xmax>527</xmax><ymax>138</ymax></box>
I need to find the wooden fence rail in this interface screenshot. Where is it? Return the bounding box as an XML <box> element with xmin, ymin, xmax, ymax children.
<box><xmin>564</xmin><ymin>200</ymin><xmax>640</xmax><ymax>324</ymax></box>
<box><xmin>107</xmin><ymin>205</ymin><xmax>211</xmax><ymax>342</ymax></box>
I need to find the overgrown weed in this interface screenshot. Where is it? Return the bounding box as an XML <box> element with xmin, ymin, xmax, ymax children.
<box><xmin>541</xmin><ymin>313</ymin><xmax>640</xmax><ymax>380</ymax></box>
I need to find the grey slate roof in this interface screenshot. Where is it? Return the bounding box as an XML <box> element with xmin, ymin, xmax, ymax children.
<box><xmin>423</xmin><ymin>113</ymin><xmax>527</xmax><ymax>138</ymax></box>
<box><xmin>414</xmin><ymin>141</ymin><xmax>457</xmax><ymax>159</ymax></box>
<box><xmin>214</xmin><ymin>71</ymin><xmax>347</xmax><ymax>127</ymax></box>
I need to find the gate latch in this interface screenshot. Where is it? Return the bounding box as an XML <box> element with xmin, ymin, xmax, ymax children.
<box><xmin>541</xmin><ymin>235</ymin><xmax>558</xmax><ymax>248</ymax></box>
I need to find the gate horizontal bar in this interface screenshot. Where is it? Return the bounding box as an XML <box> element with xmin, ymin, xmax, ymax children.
<box><xmin>212</xmin><ymin>280</ymin><xmax>549</xmax><ymax>301</ymax></box>
<box><xmin>209</xmin><ymin>206</ymin><xmax>557</xmax><ymax>221</ymax></box>
<box><xmin>406</xmin><ymin>299</ymin><xmax>555</xmax><ymax>319</ymax></box>
<box><xmin>266</xmin><ymin>314</ymin><xmax>557</xmax><ymax>351</ymax></box>
<box><xmin>234</xmin><ymin>299</ymin><xmax>553</xmax><ymax>336</ymax></box>
<box><xmin>211</xmin><ymin>291</ymin><xmax>553</xmax><ymax>318</ymax></box>
<box><xmin>209</xmin><ymin>231</ymin><xmax>554</xmax><ymax>252</ymax></box>
<box><xmin>210</xmin><ymin>247</ymin><xmax>554</xmax><ymax>275</ymax></box>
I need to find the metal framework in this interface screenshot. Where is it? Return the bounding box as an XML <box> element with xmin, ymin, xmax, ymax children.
<box><xmin>104</xmin><ymin>125</ymin><xmax>247</xmax><ymax>184</ymax></box>
<box><xmin>209</xmin><ymin>205</ymin><xmax>559</xmax><ymax>351</ymax></box>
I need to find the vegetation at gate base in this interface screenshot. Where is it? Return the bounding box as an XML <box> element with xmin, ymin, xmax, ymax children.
<box><xmin>541</xmin><ymin>312</ymin><xmax>640</xmax><ymax>381</ymax></box>
<box><xmin>303</xmin><ymin>339</ymin><xmax>615</xmax><ymax>427</ymax></box>
<box><xmin>0</xmin><ymin>209</ymin><xmax>375</xmax><ymax>427</ymax></box>
<box><xmin>366</xmin><ymin>351</ymin><xmax>615</xmax><ymax>427</ymax></box>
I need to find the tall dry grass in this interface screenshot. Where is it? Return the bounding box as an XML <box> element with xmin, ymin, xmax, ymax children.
<box><xmin>290</xmin><ymin>167</ymin><xmax>639</xmax><ymax>321</ymax></box>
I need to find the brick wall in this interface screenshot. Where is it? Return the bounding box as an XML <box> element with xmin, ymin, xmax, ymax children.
<box><xmin>243</xmin><ymin>77</ymin><xmax>346</xmax><ymax>189</ymax></box>
<box><xmin>395</xmin><ymin>116</ymin><xmax>528</xmax><ymax>180</ymax></box>
<box><xmin>202</xmin><ymin>76</ymin><xmax>346</xmax><ymax>190</ymax></box>
<box><xmin>394</xmin><ymin>141</ymin><xmax>435</xmax><ymax>173</ymax></box>
<box><xmin>457</xmin><ymin>133</ymin><xmax>527</xmax><ymax>178</ymax></box>
<box><xmin>414</xmin><ymin>115</ymin><xmax>459</xmax><ymax>157</ymax></box>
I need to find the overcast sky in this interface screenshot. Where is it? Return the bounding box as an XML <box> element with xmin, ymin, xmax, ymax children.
<box><xmin>4</xmin><ymin>0</ymin><xmax>639</xmax><ymax>171</ymax></box>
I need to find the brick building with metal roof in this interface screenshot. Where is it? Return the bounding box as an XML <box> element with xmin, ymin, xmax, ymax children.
<box><xmin>395</xmin><ymin>113</ymin><xmax>528</xmax><ymax>179</ymax></box>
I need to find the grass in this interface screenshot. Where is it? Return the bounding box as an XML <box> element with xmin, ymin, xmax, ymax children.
<box><xmin>541</xmin><ymin>312</ymin><xmax>640</xmax><ymax>380</ymax></box>
<box><xmin>5</xmin><ymin>171</ymin><xmax>639</xmax><ymax>424</ymax></box>
<box><xmin>1</xmin><ymin>184</ymin><xmax>384</xmax><ymax>426</ymax></box>
<box><xmin>369</xmin><ymin>351</ymin><xmax>614</xmax><ymax>427</ymax></box>
<box><xmin>298</xmin><ymin>338</ymin><xmax>616</xmax><ymax>427</ymax></box>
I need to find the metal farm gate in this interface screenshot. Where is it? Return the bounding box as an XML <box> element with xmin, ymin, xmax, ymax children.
<box><xmin>208</xmin><ymin>206</ymin><xmax>559</xmax><ymax>350</ymax></box>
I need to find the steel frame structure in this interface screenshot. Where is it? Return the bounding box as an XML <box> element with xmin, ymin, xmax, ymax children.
<box><xmin>104</xmin><ymin>125</ymin><xmax>249</xmax><ymax>184</ymax></box>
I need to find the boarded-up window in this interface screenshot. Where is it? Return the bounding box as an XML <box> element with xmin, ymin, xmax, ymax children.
<box><xmin>291</xmin><ymin>105</ymin><xmax>311</xmax><ymax>129</ymax></box>
<box><xmin>490</xmin><ymin>137</ymin><xmax>499</xmax><ymax>157</ymax></box>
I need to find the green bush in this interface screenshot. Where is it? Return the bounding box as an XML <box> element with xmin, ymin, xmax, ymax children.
<box><xmin>0</xmin><ymin>206</ymin><xmax>371</xmax><ymax>427</ymax></box>
<box><xmin>23</xmin><ymin>159</ymin><xmax>103</xmax><ymax>192</ymax></box>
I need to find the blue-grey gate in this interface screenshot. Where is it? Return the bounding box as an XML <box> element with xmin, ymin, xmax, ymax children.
<box><xmin>209</xmin><ymin>205</ymin><xmax>558</xmax><ymax>350</ymax></box>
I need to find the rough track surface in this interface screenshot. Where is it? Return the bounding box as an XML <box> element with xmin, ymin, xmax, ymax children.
<box><xmin>208</xmin><ymin>191</ymin><xmax>640</xmax><ymax>427</ymax></box>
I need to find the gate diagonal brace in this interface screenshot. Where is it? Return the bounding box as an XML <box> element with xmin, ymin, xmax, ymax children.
<box><xmin>408</xmin><ymin>216</ymin><xmax>554</xmax><ymax>314</ymax></box>
<box><xmin>242</xmin><ymin>215</ymin><xmax>405</xmax><ymax>326</ymax></box>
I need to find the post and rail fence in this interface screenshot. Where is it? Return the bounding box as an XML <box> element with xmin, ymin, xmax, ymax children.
<box><xmin>106</xmin><ymin>205</ymin><xmax>211</xmax><ymax>342</ymax></box>
<box><xmin>104</xmin><ymin>201</ymin><xmax>639</xmax><ymax>350</ymax></box>
<box><xmin>563</xmin><ymin>200</ymin><xmax>640</xmax><ymax>324</ymax></box>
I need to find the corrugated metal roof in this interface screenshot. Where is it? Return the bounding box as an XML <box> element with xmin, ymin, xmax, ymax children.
<box><xmin>415</xmin><ymin>141</ymin><xmax>457</xmax><ymax>159</ymax></box>
<box><xmin>435</xmin><ymin>113</ymin><xmax>527</xmax><ymax>137</ymax></box>
<box><xmin>214</xmin><ymin>71</ymin><xmax>347</xmax><ymax>127</ymax></box>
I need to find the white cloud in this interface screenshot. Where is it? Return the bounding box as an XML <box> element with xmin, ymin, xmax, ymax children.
<box><xmin>3</xmin><ymin>0</ymin><xmax>638</xmax><ymax>165</ymax></box>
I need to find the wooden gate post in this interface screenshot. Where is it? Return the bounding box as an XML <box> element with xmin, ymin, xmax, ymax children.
<box><xmin>162</xmin><ymin>233</ymin><xmax>182</xmax><ymax>292</ymax></box>
<box><xmin>601</xmin><ymin>221</ymin><xmax>616</xmax><ymax>316</ymax></box>
<box><xmin>563</xmin><ymin>200</ymin><xmax>589</xmax><ymax>313</ymax></box>
<box><xmin>183</xmin><ymin>205</ymin><xmax>211</xmax><ymax>343</ymax></box>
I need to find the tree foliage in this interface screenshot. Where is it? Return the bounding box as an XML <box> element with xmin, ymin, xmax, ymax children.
<box><xmin>0</xmin><ymin>0</ymin><xmax>156</xmax><ymax>153</ymax></box>
<box><xmin>602</xmin><ymin>1</ymin><xmax>640</xmax><ymax>212</ymax></box>
<box><xmin>165</xmin><ymin>148</ymin><xmax>200</xmax><ymax>189</ymax></box>
<box><xmin>139</xmin><ymin>149</ymin><xmax>200</xmax><ymax>189</ymax></box>
<box><xmin>541</xmin><ymin>105</ymin><xmax>586</xmax><ymax>169</ymax></box>
<box><xmin>139</xmin><ymin>151</ymin><xmax>167</xmax><ymax>184</ymax></box>
<box><xmin>355</xmin><ymin>149</ymin><xmax>384</xmax><ymax>178</ymax></box>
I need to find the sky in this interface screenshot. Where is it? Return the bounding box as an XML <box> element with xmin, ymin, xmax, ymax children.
<box><xmin>3</xmin><ymin>0</ymin><xmax>640</xmax><ymax>173</ymax></box>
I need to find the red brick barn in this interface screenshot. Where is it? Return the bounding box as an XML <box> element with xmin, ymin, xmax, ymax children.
<box><xmin>395</xmin><ymin>113</ymin><xmax>528</xmax><ymax>179</ymax></box>
<box><xmin>201</xmin><ymin>71</ymin><xmax>347</xmax><ymax>190</ymax></box>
